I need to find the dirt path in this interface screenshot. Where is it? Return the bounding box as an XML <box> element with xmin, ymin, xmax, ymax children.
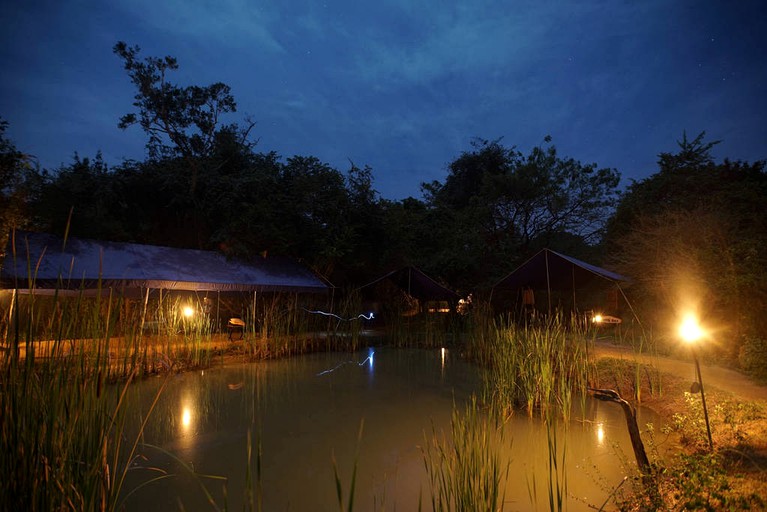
<box><xmin>593</xmin><ymin>339</ymin><xmax>767</xmax><ymax>402</ymax></box>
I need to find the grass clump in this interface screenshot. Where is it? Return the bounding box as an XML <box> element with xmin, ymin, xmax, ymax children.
<box><xmin>421</xmin><ymin>398</ymin><xmax>510</xmax><ymax>512</ymax></box>
<box><xmin>593</xmin><ymin>356</ymin><xmax>767</xmax><ymax>511</ymax></box>
<box><xmin>0</xmin><ymin>337</ymin><xmax>165</xmax><ymax>510</ymax></box>
<box><xmin>475</xmin><ymin>313</ymin><xmax>592</xmax><ymax>421</ymax></box>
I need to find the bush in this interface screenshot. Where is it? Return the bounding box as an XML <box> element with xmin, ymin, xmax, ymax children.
<box><xmin>738</xmin><ymin>336</ymin><xmax>767</xmax><ymax>382</ymax></box>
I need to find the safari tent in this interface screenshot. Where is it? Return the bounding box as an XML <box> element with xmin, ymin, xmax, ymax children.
<box><xmin>356</xmin><ymin>266</ymin><xmax>460</xmax><ymax>319</ymax></box>
<box><xmin>0</xmin><ymin>230</ymin><xmax>330</xmax><ymax>333</ymax></box>
<box><xmin>491</xmin><ymin>248</ymin><xmax>630</xmax><ymax>318</ymax></box>
<box><xmin>1</xmin><ymin>231</ymin><xmax>330</xmax><ymax>294</ymax></box>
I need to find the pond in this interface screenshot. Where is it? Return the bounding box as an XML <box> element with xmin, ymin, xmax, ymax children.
<box><xmin>120</xmin><ymin>348</ymin><xmax>664</xmax><ymax>511</ymax></box>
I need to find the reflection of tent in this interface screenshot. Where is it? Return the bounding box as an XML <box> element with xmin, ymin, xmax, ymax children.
<box><xmin>491</xmin><ymin>249</ymin><xmax>629</xmax><ymax>314</ymax></box>
<box><xmin>1</xmin><ymin>231</ymin><xmax>330</xmax><ymax>294</ymax></box>
<box><xmin>357</xmin><ymin>266</ymin><xmax>459</xmax><ymax>317</ymax></box>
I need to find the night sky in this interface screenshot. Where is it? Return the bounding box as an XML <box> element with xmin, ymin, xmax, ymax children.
<box><xmin>1</xmin><ymin>0</ymin><xmax>765</xmax><ymax>199</ymax></box>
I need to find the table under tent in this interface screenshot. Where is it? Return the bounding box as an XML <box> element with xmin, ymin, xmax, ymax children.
<box><xmin>0</xmin><ymin>230</ymin><xmax>331</xmax><ymax>342</ymax></box>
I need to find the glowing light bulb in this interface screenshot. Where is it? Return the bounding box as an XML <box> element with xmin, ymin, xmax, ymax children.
<box><xmin>182</xmin><ymin>407</ymin><xmax>192</xmax><ymax>428</ymax></box>
<box><xmin>679</xmin><ymin>313</ymin><xmax>703</xmax><ymax>343</ymax></box>
<box><xmin>183</xmin><ymin>306</ymin><xmax>195</xmax><ymax>318</ymax></box>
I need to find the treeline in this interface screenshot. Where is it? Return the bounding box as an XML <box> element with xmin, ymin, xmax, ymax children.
<box><xmin>0</xmin><ymin>42</ymin><xmax>624</xmax><ymax>291</ymax></box>
<box><xmin>2</xmin><ymin>42</ymin><xmax>767</xmax><ymax>369</ymax></box>
<box><xmin>0</xmin><ymin>125</ymin><xmax>623</xmax><ymax>290</ymax></box>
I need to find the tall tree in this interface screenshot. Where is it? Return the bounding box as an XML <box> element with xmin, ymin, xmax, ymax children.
<box><xmin>423</xmin><ymin>137</ymin><xmax>620</xmax><ymax>288</ymax></box>
<box><xmin>113</xmin><ymin>42</ymin><xmax>254</xmax><ymax>197</ymax></box>
<box><xmin>276</xmin><ymin>156</ymin><xmax>352</xmax><ymax>275</ymax></box>
<box><xmin>35</xmin><ymin>153</ymin><xmax>128</xmax><ymax>241</ymax></box>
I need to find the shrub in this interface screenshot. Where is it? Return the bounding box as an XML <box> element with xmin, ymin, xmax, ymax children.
<box><xmin>738</xmin><ymin>336</ymin><xmax>767</xmax><ymax>382</ymax></box>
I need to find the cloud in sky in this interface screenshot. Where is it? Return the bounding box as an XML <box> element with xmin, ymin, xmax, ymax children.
<box><xmin>1</xmin><ymin>0</ymin><xmax>765</xmax><ymax>198</ymax></box>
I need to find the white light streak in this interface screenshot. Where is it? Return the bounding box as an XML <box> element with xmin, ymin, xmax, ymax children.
<box><xmin>303</xmin><ymin>308</ymin><xmax>374</xmax><ymax>321</ymax></box>
<box><xmin>317</xmin><ymin>349</ymin><xmax>375</xmax><ymax>376</ymax></box>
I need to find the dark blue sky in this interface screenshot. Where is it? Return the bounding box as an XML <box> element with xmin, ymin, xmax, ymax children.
<box><xmin>2</xmin><ymin>0</ymin><xmax>765</xmax><ymax>199</ymax></box>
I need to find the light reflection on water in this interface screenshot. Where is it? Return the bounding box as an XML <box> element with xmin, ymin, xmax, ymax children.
<box><xmin>121</xmin><ymin>348</ymin><xmax>665</xmax><ymax>511</ymax></box>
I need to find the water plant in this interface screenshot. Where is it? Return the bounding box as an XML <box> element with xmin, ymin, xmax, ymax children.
<box><xmin>332</xmin><ymin>420</ymin><xmax>364</xmax><ymax>512</ymax></box>
<box><xmin>420</xmin><ymin>398</ymin><xmax>510</xmax><ymax>512</ymax></box>
<box><xmin>0</xmin><ymin>309</ymin><xmax>170</xmax><ymax>510</ymax></box>
<box><xmin>476</xmin><ymin>312</ymin><xmax>592</xmax><ymax>421</ymax></box>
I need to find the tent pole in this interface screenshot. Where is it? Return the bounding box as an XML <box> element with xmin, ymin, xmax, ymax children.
<box><xmin>545</xmin><ymin>250</ymin><xmax>552</xmax><ymax>314</ymax></box>
<box><xmin>139</xmin><ymin>287</ymin><xmax>150</xmax><ymax>339</ymax></box>
<box><xmin>329</xmin><ymin>287</ymin><xmax>336</xmax><ymax>333</ymax></box>
<box><xmin>617</xmin><ymin>284</ymin><xmax>645</xmax><ymax>334</ymax></box>
<box><xmin>572</xmin><ymin>264</ymin><xmax>577</xmax><ymax>313</ymax></box>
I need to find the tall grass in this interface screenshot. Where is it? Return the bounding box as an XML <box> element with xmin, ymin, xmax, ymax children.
<box><xmin>377</xmin><ymin>309</ymin><xmax>464</xmax><ymax>350</ymax></box>
<box><xmin>474</xmin><ymin>312</ymin><xmax>592</xmax><ymax>421</ymax></box>
<box><xmin>421</xmin><ymin>398</ymin><xmax>511</xmax><ymax>512</ymax></box>
<box><xmin>0</xmin><ymin>298</ymin><xmax>169</xmax><ymax>510</ymax></box>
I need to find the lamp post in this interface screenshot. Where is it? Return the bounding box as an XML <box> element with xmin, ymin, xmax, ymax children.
<box><xmin>679</xmin><ymin>313</ymin><xmax>714</xmax><ymax>451</ymax></box>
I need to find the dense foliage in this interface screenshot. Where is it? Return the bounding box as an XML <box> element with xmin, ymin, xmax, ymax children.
<box><xmin>605</xmin><ymin>133</ymin><xmax>767</xmax><ymax>363</ymax></box>
<box><xmin>2</xmin><ymin>44</ymin><xmax>765</xmax><ymax>360</ymax></box>
<box><xmin>421</xmin><ymin>137</ymin><xmax>620</xmax><ymax>288</ymax></box>
<box><xmin>0</xmin><ymin>43</ymin><xmax>621</xmax><ymax>291</ymax></box>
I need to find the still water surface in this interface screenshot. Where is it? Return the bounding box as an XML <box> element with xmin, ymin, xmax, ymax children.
<box><xmin>122</xmin><ymin>348</ymin><xmax>662</xmax><ymax>511</ymax></box>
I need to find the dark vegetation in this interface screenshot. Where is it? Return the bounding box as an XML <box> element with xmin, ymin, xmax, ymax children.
<box><xmin>0</xmin><ymin>43</ymin><xmax>767</xmax><ymax>510</ymax></box>
<box><xmin>3</xmin><ymin>43</ymin><xmax>766</xmax><ymax>374</ymax></box>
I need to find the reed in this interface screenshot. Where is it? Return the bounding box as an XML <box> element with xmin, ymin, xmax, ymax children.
<box><xmin>332</xmin><ymin>419</ymin><xmax>364</xmax><ymax>512</ymax></box>
<box><xmin>474</xmin><ymin>312</ymin><xmax>592</xmax><ymax>421</ymax></box>
<box><xmin>421</xmin><ymin>398</ymin><xmax>511</xmax><ymax>512</ymax></box>
<box><xmin>545</xmin><ymin>417</ymin><xmax>568</xmax><ymax>512</ymax></box>
<box><xmin>0</xmin><ymin>234</ymin><xmax>222</xmax><ymax>508</ymax></box>
<box><xmin>0</xmin><ymin>299</ymin><xmax>169</xmax><ymax>510</ymax></box>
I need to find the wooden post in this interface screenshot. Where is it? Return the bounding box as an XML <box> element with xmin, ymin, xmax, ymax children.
<box><xmin>589</xmin><ymin>388</ymin><xmax>651</xmax><ymax>473</ymax></box>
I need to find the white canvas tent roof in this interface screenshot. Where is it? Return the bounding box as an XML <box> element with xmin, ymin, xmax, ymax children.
<box><xmin>1</xmin><ymin>231</ymin><xmax>329</xmax><ymax>294</ymax></box>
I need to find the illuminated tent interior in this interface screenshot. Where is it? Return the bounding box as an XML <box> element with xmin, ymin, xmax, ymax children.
<box><xmin>356</xmin><ymin>266</ymin><xmax>460</xmax><ymax>319</ymax></box>
<box><xmin>491</xmin><ymin>248</ymin><xmax>630</xmax><ymax>318</ymax></box>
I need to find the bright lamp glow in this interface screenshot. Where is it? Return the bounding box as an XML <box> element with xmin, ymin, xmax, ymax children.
<box><xmin>182</xmin><ymin>407</ymin><xmax>192</xmax><ymax>428</ymax></box>
<box><xmin>679</xmin><ymin>313</ymin><xmax>703</xmax><ymax>343</ymax></box>
<box><xmin>592</xmin><ymin>313</ymin><xmax>603</xmax><ymax>324</ymax></box>
<box><xmin>182</xmin><ymin>306</ymin><xmax>195</xmax><ymax>318</ymax></box>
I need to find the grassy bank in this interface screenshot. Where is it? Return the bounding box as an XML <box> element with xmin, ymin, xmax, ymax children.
<box><xmin>591</xmin><ymin>357</ymin><xmax>767</xmax><ymax>510</ymax></box>
<box><xmin>0</xmin><ymin>282</ymin><xmax>370</xmax><ymax>509</ymax></box>
<box><xmin>4</xmin><ymin>285</ymin><xmax>766</xmax><ymax>510</ymax></box>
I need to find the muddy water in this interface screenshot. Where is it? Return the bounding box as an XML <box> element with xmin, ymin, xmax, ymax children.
<box><xmin>121</xmin><ymin>348</ymin><xmax>663</xmax><ymax>511</ymax></box>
